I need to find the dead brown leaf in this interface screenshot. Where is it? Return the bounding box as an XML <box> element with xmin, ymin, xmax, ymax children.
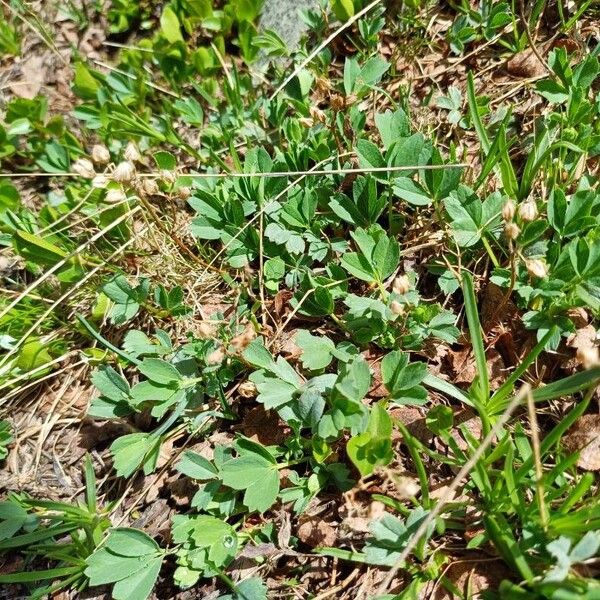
<box><xmin>297</xmin><ymin>517</ymin><xmax>337</xmax><ymax>548</ymax></box>
<box><xmin>562</xmin><ymin>414</ymin><xmax>600</xmax><ymax>471</ymax></box>
<box><xmin>506</xmin><ymin>48</ymin><xmax>547</xmax><ymax>78</ymax></box>
<box><xmin>240</xmin><ymin>405</ymin><xmax>290</xmax><ymax>446</ymax></box>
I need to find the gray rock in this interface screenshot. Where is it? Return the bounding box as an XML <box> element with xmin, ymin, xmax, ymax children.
<box><xmin>259</xmin><ymin>0</ymin><xmax>320</xmax><ymax>52</ymax></box>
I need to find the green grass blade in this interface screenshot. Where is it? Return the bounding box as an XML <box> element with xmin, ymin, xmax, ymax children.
<box><xmin>0</xmin><ymin>566</ymin><xmax>81</xmax><ymax>584</ymax></box>
<box><xmin>422</xmin><ymin>373</ymin><xmax>473</xmax><ymax>406</ymax></box>
<box><xmin>462</xmin><ymin>272</ymin><xmax>489</xmax><ymax>405</ymax></box>
<box><xmin>531</xmin><ymin>367</ymin><xmax>600</xmax><ymax>402</ymax></box>
<box><xmin>489</xmin><ymin>327</ymin><xmax>558</xmax><ymax>415</ymax></box>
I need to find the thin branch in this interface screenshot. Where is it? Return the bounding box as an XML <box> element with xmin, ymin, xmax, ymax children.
<box><xmin>1</xmin><ymin>163</ymin><xmax>468</xmax><ymax>179</ymax></box>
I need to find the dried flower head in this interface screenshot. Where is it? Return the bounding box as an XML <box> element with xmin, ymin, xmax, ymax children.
<box><xmin>112</xmin><ymin>161</ymin><xmax>136</xmax><ymax>184</ymax></box>
<box><xmin>577</xmin><ymin>346</ymin><xmax>600</xmax><ymax>370</ymax></box>
<box><xmin>392</xmin><ymin>274</ymin><xmax>411</xmax><ymax>295</ymax></box>
<box><xmin>141</xmin><ymin>178</ymin><xmax>159</xmax><ymax>196</ymax></box>
<box><xmin>91</xmin><ymin>144</ymin><xmax>110</xmax><ymax>165</ymax></box>
<box><xmin>238</xmin><ymin>381</ymin><xmax>257</xmax><ymax>398</ymax></box>
<box><xmin>124</xmin><ymin>141</ymin><xmax>141</xmax><ymax>163</ymax></box>
<box><xmin>197</xmin><ymin>321</ymin><xmax>217</xmax><ymax>339</ymax></box>
<box><xmin>105</xmin><ymin>188</ymin><xmax>127</xmax><ymax>203</ymax></box>
<box><xmin>206</xmin><ymin>346</ymin><xmax>225</xmax><ymax>366</ymax></box>
<box><xmin>160</xmin><ymin>169</ymin><xmax>177</xmax><ymax>185</ymax></box>
<box><xmin>502</xmin><ymin>200</ymin><xmax>516</xmax><ymax>221</ymax></box>
<box><xmin>390</xmin><ymin>300</ymin><xmax>405</xmax><ymax>316</ymax></box>
<box><xmin>504</xmin><ymin>222</ymin><xmax>521</xmax><ymax>240</ymax></box>
<box><xmin>231</xmin><ymin>323</ymin><xmax>256</xmax><ymax>353</ymax></box>
<box><xmin>92</xmin><ymin>175</ymin><xmax>109</xmax><ymax>189</ymax></box>
<box><xmin>518</xmin><ymin>199</ymin><xmax>538</xmax><ymax>222</ymax></box>
<box><xmin>177</xmin><ymin>186</ymin><xmax>191</xmax><ymax>200</ymax></box>
<box><xmin>526</xmin><ymin>258</ymin><xmax>548</xmax><ymax>278</ymax></box>
<box><xmin>72</xmin><ymin>158</ymin><xmax>95</xmax><ymax>179</ymax></box>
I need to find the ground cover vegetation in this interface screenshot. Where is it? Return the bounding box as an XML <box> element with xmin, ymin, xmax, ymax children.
<box><xmin>0</xmin><ymin>0</ymin><xmax>600</xmax><ymax>598</ymax></box>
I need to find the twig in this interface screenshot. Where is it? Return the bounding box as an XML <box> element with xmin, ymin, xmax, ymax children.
<box><xmin>0</xmin><ymin>206</ymin><xmax>141</xmax><ymax>323</ymax></box>
<box><xmin>0</xmin><ymin>163</ymin><xmax>468</xmax><ymax>179</ymax></box>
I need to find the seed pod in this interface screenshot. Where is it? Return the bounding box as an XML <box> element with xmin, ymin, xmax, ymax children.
<box><xmin>330</xmin><ymin>94</ymin><xmax>345</xmax><ymax>111</ymax></box>
<box><xmin>502</xmin><ymin>200</ymin><xmax>516</xmax><ymax>221</ymax></box>
<box><xmin>112</xmin><ymin>161</ymin><xmax>136</xmax><ymax>184</ymax></box>
<box><xmin>504</xmin><ymin>222</ymin><xmax>520</xmax><ymax>240</ymax></box>
<box><xmin>390</xmin><ymin>300</ymin><xmax>405</xmax><ymax>316</ymax></box>
<box><xmin>197</xmin><ymin>321</ymin><xmax>217</xmax><ymax>339</ymax></box>
<box><xmin>526</xmin><ymin>258</ymin><xmax>548</xmax><ymax>278</ymax></box>
<box><xmin>160</xmin><ymin>169</ymin><xmax>177</xmax><ymax>185</ymax></box>
<box><xmin>309</xmin><ymin>106</ymin><xmax>327</xmax><ymax>123</ymax></box>
<box><xmin>177</xmin><ymin>186</ymin><xmax>191</xmax><ymax>200</ymax></box>
<box><xmin>206</xmin><ymin>346</ymin><xmax>225</xmax><ymax>366</ymax></box>
<box><xmin>92</xmin><ymin>175</ymin><xmax>109</xmax><ymax>189</ymax></box>
<box><xmin>91</xmin><ymin>144</ymin><xmax>110</xmax><ymax>164</ymax></box>
<box><xmin>141</xmin><ymin>178</ymin><xmax>159</xmax><ymax>196</ymax></box>
<box><xmin>231</xmin><ymin>323</ymin><xmax>256</xmax><ymax>352</ymax></box>
<box><xmin>518</xmin><ymin>199</ymin><xmax>538</xmax><ymax>222</ymax></box>
<box><xmin>124</xmin><ymin>141</ymin><xmax>141</xmax><ymax>163</ymax></box>
<box><xmin>392</xmin><ymin>274</ymin><xmax>411</xmax><ymax>295</ymax></box>
<box><xmin>105</xmin><ymin>188</ymin><xmax>127</xmax><ymax>203</ymax></box>
<box><xmin>238</xmin><ymin>381</ymin><xmax>257</xmax><ymax>398</ymax></box>
<box><xmin>72</xmin><ymin>158</ymin><xmax>95</xmax><ymax>179</ymax></box>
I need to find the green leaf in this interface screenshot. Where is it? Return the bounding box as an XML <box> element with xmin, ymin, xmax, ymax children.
<box><xmin>72</xmin><ymin>62</ymin><xmax>100</xmax><ymax>99</ymax></box>
<box><xmin>106</xmin><ymin>528</ymin><xmax>160</xmax><ymax>557</ymax></box>
<box><xmin>85</xmin><ymin>529</ymin><xmax>162</xmax><ymax>600</ymax></box>
<box><xmin>153</xmin><ymin>151</ymin><xmax>177</xmax><ymax>171</ymax></box>
<box><xmin>13</xmin><ymin>229</ymin><xmax>66</xmax><ymax>264</ymax></box>
<box><xmin>294</xmin><ymin>330</ymin><xmax>335</xmax><ymax>371</ymax></box>
<box><xmin>138</xmin><ymin>358</ymin><xmax>182</xmax><ymax>385</ymax></box>
<box><xmin>0</xmin><ymin>501</ymin><xmax>29</xmax><ymax>541</ymax></box>
<box><xmin>356</xmin><ymin>139</ymin><xmax>385</xmax><ymax>169</ymax></box>
<box><xmin>220</xmin><ymin>452</ymin><xmax>280</xmax><ymax>513</ymax></box>
<box><xmin>176</xmin><ymin>451</ymin><xmax>219</xmax><ymax>480</ymax></box>
<box><xmin>341</xmin><ymin>226</ymin><xmax>399</xmax><ymax>284</ymax></box>
<box><xmin>381</xmin><ymin>351</ymin><xmax>428</xmax><ymax>405</ymax></box>
<box><xmin>347</xmin><ymin>401</ymin><xmax>393</xmax><ymax>477</ymax></box>
<box><xmin>110</xmin><ymin>433</ymin><xmax>159</xmax><ymax>478</ymax></box>
<box><xmin>375</xmin><ymin>109</ymin><xmax>410</xmax><ymax>150</ymax></box>
<box><xmin>160</xmin><ymin>6</ymin><xmax>183</xmax><ymax>43</ymax></box>
<box><xmin>331</xmin><ymin>0</ymin><xmax>355</xmax><ymax>21</ymax></box>
<box><xmin>91</xmin><ymin>366</ymin><xmax>131</xmax><ymax>401</ymax></box>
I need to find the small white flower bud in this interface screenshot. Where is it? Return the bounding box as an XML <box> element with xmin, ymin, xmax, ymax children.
<box><xmin>91</xmin><ymin>144</ymin><xmax>110</xmax><ymax>164</ymax></box>
<box><xmin>392</xmin><ymin>275</ymin><xmax>411</xmax><ymax>295</ymax></box>
<box><xmin>72</xmin><ymin>158</ymin><xmax>95</xmax><ymax>179</ymax></box>
<box><xmin>502</xmin><ymin>200</ymin><xmax>516</xmax><ymax>221</ymax></box>
<box><xmin>519</xmin><ymin>200</ymin><xmax>538</xmax><ymax>222</ymax></box>
<box><xmin>504</xmin><ymin>222</ymin><xmax>521</xmax><ymax>240</ymax></box>
<box><xmin>526</xmin><ymin>259</ymin><xmax>548</xmax><ymax>278</ymax></box>
<box><xmin>92</xmin><ymin>175</ymin><xmax>109</xmax><ymax>189</ymax></box>
<box><xmin>105</xmin><ymin>188</ymin><xmax>127</xmax><ymax>203</ymax></box>
<box><xmin>112</xmin><ymin>161</ymin><xmax>136</xmax><ymax>184</ymax></box>
<box><xmin>123</xmin><ymin>141</ymin><xmax>141</xmax><ymax>163</ymax></box>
